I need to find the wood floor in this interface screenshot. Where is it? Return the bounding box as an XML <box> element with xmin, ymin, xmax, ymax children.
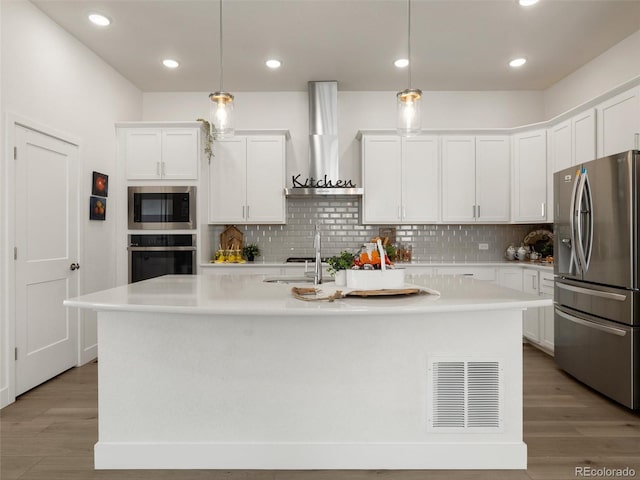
<box><xmin>2</xmin><ymin>344</ymin><xmax>639</xmax><ymax>480</ymax></box>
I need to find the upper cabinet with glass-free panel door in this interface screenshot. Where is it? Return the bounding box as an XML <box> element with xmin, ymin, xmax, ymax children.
<box><xmin>209</xmin><ymin>134</ymin><xmax>286</xmax><ymax>224</ymax></box>
<box><xmin>362</xmin><ymin>135</ymin><xmax>403</xmax><ymax>224</ymax></box>
<box><xmin>401</xmin><ymin>135</ymin><xmax>440</xmax><ymax>223</ymax></box>
<box><xmin>547</xmin><ymin>109</ymin><xmax>596</xmax><ymax>223</ymax></box>
<box><xmin>442</xmin><ymin>135</ymin><xmax>510</xmax><ymax>223</ymax></box>
<box><xmin>512</xmin><ymin>129</ymin><xmax>548</xmax><ymax>223</ymax></box>
<box><xmin>123</xmin><ymin>126</ymin><xmax>199</xmax><ymax>180</ymax></box>
<box><xmin>361</xmin><ymin>134</ymin><xmax>439</xmax><ymax>224</ymax></box>
<box><xmin>597</xmin><ymin>86</ymin><xmax>640</xmax><ymax>158</ymax></box>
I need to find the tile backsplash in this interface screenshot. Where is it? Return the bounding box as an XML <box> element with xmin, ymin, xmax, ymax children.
<box><xmin>206</xmin><ymin>198</ymin><xmax>550</xmax><ymax>262</ymax></box>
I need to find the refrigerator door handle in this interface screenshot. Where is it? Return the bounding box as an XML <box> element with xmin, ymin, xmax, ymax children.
<box><xmin>556</xmin><ymin>309</ymin><xmax>628</xmax><ymax>337</ymax></box>
<box><xmin>575</xmin><ymin>170</ymin><xmax>589</xmax><ymax>273</ymax></box>
<box><xmin>583</xmin><ymin>172</ymin><xmax>594</xmax><ymax>270</ymax></box>
<box><xmin>556</xmin><ymin>282</ymin><xmax>627</xmax><ymax>301</ymax></box>
<box><xmin>569</xmin><ymin>170</ymin><xmax>581</xmax><ymax>274</ymax></box>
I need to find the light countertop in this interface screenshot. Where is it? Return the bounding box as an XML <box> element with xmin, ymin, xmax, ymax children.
<box><xmin>64</xmin><ymin>274</ymin><xmax>551</xmax><ymax>317</ymax></box>
<box><xmin>200</xmin><ymin>260</ymin><xmax>554</xmax><ymax>270</ymax></box>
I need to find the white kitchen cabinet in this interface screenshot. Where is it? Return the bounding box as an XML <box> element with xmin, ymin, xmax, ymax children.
<box><xmin>539</xmin><ymin>271</ymin><xmax>555</xmax><ymax>353</ymax></box>
<box><xmin>208</xmin><ymin>135</ymin><xmax>286</xmax><ymax>224</ymax></box>
<box><xmin>521</xmin><ymin>268</ymin><xmax>555</xmax><ymax>354</ymax></box>
<box><xmin>124</xmin><ymin>127</ymin><xmax>199</xmax><ymax>180</ymax></box>
<box><xmin>209</xmin><ymin>137</ymin><xmax>245</xmax><ymax>223</ymax></box>
<box><xmin>522</xmin><ymin>269</ymin><xmax>540</xmax><ymax>343</ymax></box>
<box><xmin>548</xmin><ymin>110</ymin><xmax>596</xmax><ymax>173</ymax></box>
<box><xmin>547</xmin><ymin>109</ymin><xmax>596</xmax><ymax>223</ymax></box>
<box><xmin>496</xmin><ymin>267</ymin><xmax>523</xmax><ymax>291</ymax></box>
<box><xmin>362</xmin><ymin>134</ymin><xmax>439</xmax><ymax>224</ymax></box>
<box><xmin>475</xmin><ymin>136</ymin><xmax>511</xmax><ymax>222</ymax></box>
<box><xmin>512</xmin><ymin>129</ymin><xmax>547</xmax><ymax>222</ymax></box>
<box><xmin>549</xmin><ymin>120</ymin><xmax>572</xmax><ymax>173</ymax></box>
<box><xmin>596</xmin><ymin>86</ymin><xmax>640</xmax><ymax>158</ymax></box>
<box><xmin>441</xmin><ymin>136</ymin><xmax>475</xmax><ymax>222</ymax></box>
<box><xmin>362</xmin><ymin>136</ymin><xmax>401</xmax><ymax>223</ymax></box>
<box><xmin>401</xmin><ymin>136</ymin><xmax>440</xmax><ymax>223</ymax></box>
<box><xmin>442</xmin><ymin>135</ymin><xmax>510</xmax><ymax>223</ymax></box>
<box><xmin>573</xmin><ymin>109</ymin><xmax>597</xmax><ymax>165</ymax></box>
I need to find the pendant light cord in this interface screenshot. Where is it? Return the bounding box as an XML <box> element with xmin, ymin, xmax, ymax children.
<box><xmin>219</xmin><ymin>0</ymin><xmax>224</xmax><ymax>91</ymax></box>
<box><xmin>407</xmin><ymin>0</ymin><xmax>412</xmax><ymax>89</ymax></box>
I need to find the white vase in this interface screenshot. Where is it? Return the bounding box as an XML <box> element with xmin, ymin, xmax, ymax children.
<box><xmin>334</xmin><ymin>270</ymin><xmax>346</xmax><ymax>286</ymax></box>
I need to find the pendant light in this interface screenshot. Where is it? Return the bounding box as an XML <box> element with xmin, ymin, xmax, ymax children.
<box><xmin>396</xmin><ymin>0</ymin><xmax>422</xmax><ymax>136</ymax></box>
<box><xmin>209</xmin><ymin>0</ymin><xmax>234</xmax><ymax>139</ymax></box>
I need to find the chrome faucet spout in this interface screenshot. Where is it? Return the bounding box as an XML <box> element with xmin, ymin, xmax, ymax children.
<box><xmin>313</xmin><ymin>225</ymin><xmax>322</xmax><ymax>285</ymax></box>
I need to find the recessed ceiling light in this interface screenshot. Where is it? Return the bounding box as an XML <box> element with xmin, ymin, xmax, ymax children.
<box><xmin>265</xmin><ymin>59</ymin><xmax>282</xmax><ymax>69</ymax></box>
<box><xmin>162</xmin><ymin>59</ymin><xmax>180</xmax><ymax>69</ymax></box>
<box><xmin>88</xmin><ymin>13</ymin><xmax>111</xmax><ymax>26</ymax></box>
<box><xmin>518</xmin><ymin>0</ymin><xmax>539</xmax><ymax>6</ymax></box>
<box><xmin>394</xmin><ymin>58</ymin><xmax>409</xmax><ymax>68</ymax></box>
<box><xmin>509</xmin><ymin>58</ymin><xmax>527</xmax><ymax>68</ymax></box>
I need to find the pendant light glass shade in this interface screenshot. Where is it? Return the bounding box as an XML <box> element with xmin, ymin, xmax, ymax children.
<box><xmin>209</xmin><ymin>91</ymin><xmax>234</xmax><ymax>138</ymax></box>
<box><xmin>209</xmin><ymin>0</ymin><xmax>234</xmax><ymax>139</ymax></box>
<box><xmin>397</xmin><ymin>88</ymin><xmax>422</xmax><ymax>136</ymax></box>
<box><xmin>396</xmin><ymin>0</ymin><xmax>422</xmax><ymax>136</ymax></box>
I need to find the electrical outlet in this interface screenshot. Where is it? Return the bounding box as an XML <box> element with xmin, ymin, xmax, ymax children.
<box><xmin>478</xmin><ymin>243</ymin><xmax>489</xmax><ymax>250</ymax></box>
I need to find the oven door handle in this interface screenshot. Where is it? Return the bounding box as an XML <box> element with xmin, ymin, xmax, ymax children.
<box><xmin>555</xmin><ymin>308</ymin><xmax>628</xmax><ymax>337</ymax></box>
<box><xmin>128</xmin><ymin>246</ymin><xmax>196</xmax><ymax>252</ymax></box>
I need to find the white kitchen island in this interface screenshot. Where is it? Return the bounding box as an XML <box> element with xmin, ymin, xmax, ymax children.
<box><xmin>64</xmin><ymin>273</ymin><xmax>551</xmax><ymax>470</ymax></box>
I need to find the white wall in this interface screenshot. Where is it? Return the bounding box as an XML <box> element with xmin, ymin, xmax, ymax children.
<box><xmin>1</xmin><ymin>0</ymin><xmax>142</xmax><ymax>406</ymax></box>
<box><xmin>144</xmin><ymin>90</ymin><xmax>544</xmax><ymax>183</ymax></box>
<box><xmin>544</xmin><ymin>29</ymin><xmax>640</xmax><ymax>119</ymax></box>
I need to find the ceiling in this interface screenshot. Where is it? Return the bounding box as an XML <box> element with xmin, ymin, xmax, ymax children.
<box><xmin>33</xmin><ymin>0</ymin><xmax>640</xmax><ymax>93</ymax></box>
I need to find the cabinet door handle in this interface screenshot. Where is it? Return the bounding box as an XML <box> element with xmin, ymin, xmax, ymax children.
<box><xmin>161</xmin><ymin>162</ymin><xmax>166</xmax><ymax>177</ymax></box>
<box><xmin>532</xmin><ymin>275</ymin><xmax>537</xmax><ymax>290</ymax></box>
<box><xmin>402</xmin><ymin>206</ymin><xmax>406</xmax><ymax>220</ymax></box>
<box><xmin>541</xmin><ymin>202</ymin><xmax>546</xmax><ymax>218</ymax></box>
<box><xmin>156</xmin><ymin>162</ymin><xmax>161</xmax><ymax>176</ymax></box>
<box><xmin>398</xmin><ymin>206</ymin><xmax>401</xmax><ymax>220</ymax></box>
<box><xmin>477</xmin><ymin>205</ymin><xmax>480</xmax><ymax>218</ymax></box>
<box><xmin>242</xmin><ymin>205</ymin><xmax>245</xmax><ymax>219</ymax></box>
<box><xmin>247</xmin><ymin>205</ymin><xmax>250</xmax><ymax>219</ymax></box>
<box><xmin>472</xmin><ymin>205</ymin><xmax>476</xmax><ymax>218</ymax></box>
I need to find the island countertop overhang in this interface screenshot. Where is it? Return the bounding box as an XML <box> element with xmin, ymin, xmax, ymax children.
<box><xmin>64</xmin><ymin>274</ymin><xmax>552</xmax><ymax>317</ymax></box>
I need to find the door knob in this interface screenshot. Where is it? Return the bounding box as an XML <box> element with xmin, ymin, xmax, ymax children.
<box><xmin>70</xmin><ymin>263</ymin><xmax>80</xmax><ymax>271</ymax></box>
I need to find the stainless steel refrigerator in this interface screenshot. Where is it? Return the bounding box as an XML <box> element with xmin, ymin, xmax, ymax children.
<box><xmin>554</xmin><ymin>150</ymin><xmax>639</xmax><ymax>410</ymax></box>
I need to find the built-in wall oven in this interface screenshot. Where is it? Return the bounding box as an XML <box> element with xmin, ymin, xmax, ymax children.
<box><xmin>128</xmin><ymin>234</ymin><xmax>196</xmax><ymax>283</ymax></box>
<box><xmin>128</xmin><ymin>186</ymin><xmax>196</xmax><ymax>230</ymax></box>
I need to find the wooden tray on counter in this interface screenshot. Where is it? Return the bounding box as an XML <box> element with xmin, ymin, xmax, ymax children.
<box><xmin>291</xmin><ymin>287</ymin><xmax>428</xmax><ymax>302</ymax></box>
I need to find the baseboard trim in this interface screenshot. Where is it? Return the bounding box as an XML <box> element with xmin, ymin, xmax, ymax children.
<box><xmin>94</xmin><ymin>441</ymin><xmax>527</xmax><ymax>470</ymax></box>
<box><xmin>0</xmin><ymin>386</ymin><xmax>12</xmax><ymax>409</ymax></box>
<box><xmin>79</xmin><ymin>344</ymin><xmax>97</xmax><ymax>366</ymax></box>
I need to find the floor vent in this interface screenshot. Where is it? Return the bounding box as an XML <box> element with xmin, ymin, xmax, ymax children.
<box><xmin>428</xmin><ymin>359</ymin><xmax>503</xmax><ymax>432</ymax></box>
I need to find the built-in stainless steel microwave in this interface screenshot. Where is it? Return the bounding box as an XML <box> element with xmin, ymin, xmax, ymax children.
<box><xmin>128</xmin><ymin>186</ymin><xmax>196</xmax><ymax>230</ymax></box>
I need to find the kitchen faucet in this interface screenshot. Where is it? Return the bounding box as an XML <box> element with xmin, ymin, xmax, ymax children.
<box><xmin>313</xmin><ymin>225</ymin><xmax>322</xmax><ymax>285</ymax></box>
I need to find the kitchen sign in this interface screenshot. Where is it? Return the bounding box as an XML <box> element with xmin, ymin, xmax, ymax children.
<box><xmin>291</xmin><ymin>174</ymin><xmax>357</xmax><ymax>189</ymax></box>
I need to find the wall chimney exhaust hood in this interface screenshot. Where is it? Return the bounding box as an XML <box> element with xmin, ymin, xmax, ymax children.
<box><xmin>285</xmin><ymin>81</ymin><xmax>363</xmax><ymax>197</ymax></box>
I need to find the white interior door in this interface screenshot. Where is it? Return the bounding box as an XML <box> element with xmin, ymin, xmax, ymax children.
<box><xmin>14</xmin><ymin>125</ymin><xmax>79</xmax><ymax>396</ymax></box>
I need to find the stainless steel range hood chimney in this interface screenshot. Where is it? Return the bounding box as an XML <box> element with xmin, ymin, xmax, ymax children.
<box><xmin>285</xmin><ymin>81</ymin><xmax>363</xmax><ymax>197</ymax></box>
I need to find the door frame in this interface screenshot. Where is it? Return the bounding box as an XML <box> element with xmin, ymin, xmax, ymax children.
<box><xmin>2</xmin><ymin>112</ymin><xmax>82</xmax><ymax>407</ymax></box>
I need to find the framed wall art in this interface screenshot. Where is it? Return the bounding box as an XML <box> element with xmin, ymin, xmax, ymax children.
<box><xmin>92</xmin><ymin>171</ymin><xmax>108</xmax><ymax>197</ymax></box>
<box><xmin>90</xmin><ymin>196</ymin><xmax>106</xmax><ymax>221</ymax></box>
